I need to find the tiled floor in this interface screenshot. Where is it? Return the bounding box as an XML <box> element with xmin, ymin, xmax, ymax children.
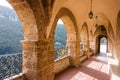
<box><xmin>55</xmin><ymin>53</ymin><xmax>110</xmax><ymax>80</ymax></box>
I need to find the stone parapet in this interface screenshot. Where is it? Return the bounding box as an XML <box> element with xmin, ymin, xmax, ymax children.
<box><xmin>54</xmin><ymin>56</ymin><xmax>70</xmax><ymax>74</ymax></box>
<box><xmin>4</xmin><ymin>73</ymin><xmax>24</xmax><ymax>80</ymax></box>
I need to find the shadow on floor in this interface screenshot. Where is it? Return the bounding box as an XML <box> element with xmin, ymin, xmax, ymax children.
<box><xmin>55</xmin><ymin>53</ymin><xmax>110</xmax><ymax>80</ymax></box>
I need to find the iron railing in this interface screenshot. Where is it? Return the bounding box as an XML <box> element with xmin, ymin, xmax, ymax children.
<box><xmin>0</xmin><ymin>47</ymin><xmax>67</xmax><ymax>79</ymax></box>
<box><xmin>0</xmin><ymin>53</ymin><xmax>22</xmax><ymax>80</ymax></box>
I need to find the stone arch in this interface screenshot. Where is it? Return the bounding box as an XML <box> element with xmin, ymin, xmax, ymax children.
<box><xmin>49</xmin><ymin>7</ymin><xmax>79</xmax><ymax>39</ymax></box>
<box><xmin>107</xmin><ymin>22</ymin><xmax>115</xmax><ymax>45</ymax></box>
<box><xmin>92</xmin><ymin>13</ymin><xmax>115</xmax><ymax>54</ymax></box>
<box><xmin>93</xmin><ymin>25</ymin><xmax>114</xmax><ymax>55</ymax></box>
<box><xmin>115</xmin><ymin>10</ymin><xmax>120</xmax><ymax>65</ymax></box>
<box><xmin>100</xmin><ymin>37</ymin><xmax>108</xmax><ymax>53</ymax></box>
<box><xmin>80</xmin><ymin>22</ymin><xmax>89</xmax><ymax>37</ymax></box>
<box><xmin>93</xmin><ymin>25</ymin><xmax>107</xmax><ymax>38</ymax></box>
<box><xmin>80</xmin><ymin>22</ymin><xmax>92</xmax><ymax>59</ymax></box>
<box><xmin>49</xmin><ymin>7</ymin><xmax>80</xmax><ymax>67</ymax></box>
<box><xmin>92</xmin><ymin>13</ymin><xmax>115</xmax><ymax>43</ymax></box>
<box><xmin>80</xmin><ymin>22</ymin><xmax>89</xmax><ymax>51</ymax></box>
<box><xmin>93</xmin><ymin>25</ymin><xmax>108</xmax><ymax>54</ymax></box>
<box><xmin>7</xmin><ymin>0</ymin><xmax>47</xmax><ymax>80</ymax></box>
<box><xmin>96</xmin><ymin>35</ymin><xmax>108</xmax><ymax>54</ymax></box>
<box><xmin>116</xmin><ymin>10</ymin><xmax>120</xmax><ymax>39</ymax></box>
<box><xmin>8</xmin><ymin>0</ymin><xmax>39</xmax><ymax>40</ymax></box>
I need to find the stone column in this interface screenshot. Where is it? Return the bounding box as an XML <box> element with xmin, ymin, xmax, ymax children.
<box><xmin>87</xmin><ymin>39</ymin><xmax>90</xmax><ymax>58</ymax></box>
<box><xmin>21</xmin><ymin>40</ymin><xmax>54</xmax><ymax>80</ymax></box>
<box><xmin>66</xmin><ymin>40</ymin><xmax>80</xmax><ymax>67</ymax></box>
<box><xmin>107</xmin><ymin>39</ymin><xmax>111</xmax><ymax>53</ymax></box>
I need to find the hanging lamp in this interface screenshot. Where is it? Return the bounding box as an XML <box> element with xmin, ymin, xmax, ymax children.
<box><xmin>89</xmin><ymin>0</ymin><xmax>93</xmax><ymax>19</ymax></box>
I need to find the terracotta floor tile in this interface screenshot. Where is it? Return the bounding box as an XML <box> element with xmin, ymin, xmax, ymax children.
<box><xmin>55</xmin><ymin>53</ymin><xmax>110</xmax><ymax>80</ymax></box>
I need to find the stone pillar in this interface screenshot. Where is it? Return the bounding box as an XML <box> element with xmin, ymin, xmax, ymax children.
<box><xmin>107</xmin><ymin>39</ymin><xmax>111</xmax><ymax>53</ymax></box>
<box><xmin>21</xmin><ymin>40</ymin><xmax>54</xmax><ymax>80</ymax></box>
<box><xmin>89</xmin><ymin>36</ymin><xmax>94</xmax><ymax>54</ymax></box>
<box><xmin>66</xmin><ymin>40</ymin><xmax>80</xmax><ymax>67</ymax></box>
<box><xmin>87</xmin><ymin>40</ymin><xmax>90</xmax><ymax>58</ymax></box>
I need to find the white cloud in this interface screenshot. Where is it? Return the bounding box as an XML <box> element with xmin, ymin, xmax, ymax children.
<box><xmin>0</xmin><ymin>0</ymin><xmax>13</xmax><ymax>9</ymax></box>
<box><xmin>58</xmin><ymin>19</ymin><xmax>64</xmax><ymax>24</ymax></box>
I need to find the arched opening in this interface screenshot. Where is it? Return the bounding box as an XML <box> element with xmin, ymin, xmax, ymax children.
<box><xmin>99</xmin><ymin>37</ymin><xmax>107</xmax><ymax>53</ymax></box>
<box><xmin>5</xmin><ymin>0</ymin><xmax>42</xmax><ymax>79</ymax></box>
<box><xmin>0</xmin><ymin>0</ymin><xmax>24</xmax><ymax>79</ymax></box>
<box><xmin>80</xmin><ymin>23</ymin><xmax>89</xmax><ymax>51</ymax></box>
<box><xmin>54</xmin><ymin>19</ymin><xmax>67</xmax><ymax>60</ymax></box>
<box><xmin>80</xmin><ymin>22</ymin><xmax>90</xmax><ymax>62</ymax></box>
<box><xmin>94</xmin><ymin>24</ymin><xmax>108</xmax><ymax>54</ymax></box>
<box><xmin>49</xmin><ymin>7</ymin><xmax>80</xmax><ymax>68</ymax></box>
<box><xmin>91</xmin><ymin>13</ymin><xmax>115</xmax><ymax>56</ymax></box>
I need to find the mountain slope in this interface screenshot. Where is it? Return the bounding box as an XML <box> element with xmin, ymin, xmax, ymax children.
<box><xmin>55</xmin><ymin>24</ymin><xmax>67</xmax><ymax>48</ymax></box>
<box><xmin>0</xmin><ymin>5</ymin><xmax>67</xmax><ymax>55</ymax></box>
<box><xmin>0</xmin><ymin>6</ymin><xmax>24</xmax><ymax>55</ymax></box>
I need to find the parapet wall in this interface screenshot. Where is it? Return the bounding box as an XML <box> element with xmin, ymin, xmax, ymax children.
<box><xmin>54</xmin><ymin>56</ymin><xmax>70</xmax><ymax>74</ymax></box>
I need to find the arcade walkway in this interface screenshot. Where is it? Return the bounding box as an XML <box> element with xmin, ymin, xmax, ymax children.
<box><xmin>55</xmin><ymin>53</ymin><xmax>110</xmax><ymax>80</ymax></box>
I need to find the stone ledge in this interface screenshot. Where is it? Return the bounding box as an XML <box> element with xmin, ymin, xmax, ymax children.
<box><xmin>80</xmin><ymin>55</ymin><xmax>87</xmax><ymax>63</ymax></box>
<box><xmin>107</xmin><ymin>53</ymin><xmax>120</xmax><ymax>80</ymax></box>
<box><xmin>4</xmin><ymin>73</ymin><xmax>24</xmax><ymax>80</ymax></box>
<box><xmin>54</xmin><ymin>56</ymin><xmax>70</xmax><ymax>74</ymax></box>
<box><xmin>55</xmin><ymin>56</ymin><xmax>69</xmax><ymax>62</ymax></box>
<box><xmin>110</xmin><ymin>64</ymin><xmax>120</xmax><ymax>80</ymax></box>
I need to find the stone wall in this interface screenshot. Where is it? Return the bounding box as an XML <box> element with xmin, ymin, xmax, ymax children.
<box><xmin>54</xmin><ymin>56</ymin><xmax>70</xmax><ymax>74</ymax></box>
<box><xmin>9</xmin><ymin>56</ymin><xmax>70</xmax><ymax>80</ymax></box>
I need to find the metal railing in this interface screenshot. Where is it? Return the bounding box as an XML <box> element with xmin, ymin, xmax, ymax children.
<box><xmin>54</xmin><ymin>47</ymin><xmax>68</xmax><ymax>60</ymax></box>
<box><xmin>0</xmin><ymin>48</ymin><xmax>68</xmax><ymax>79</ymax></box>
<box><xmin>0</xmin><ymin>53</ymin><xmax>22</xmax><ymax>80</ymax></box>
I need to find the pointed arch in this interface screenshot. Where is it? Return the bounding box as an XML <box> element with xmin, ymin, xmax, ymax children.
<box><xmin>80</xmin><ymin>22</ymin><xmax>89</xmax><ymax>51</ymax></box>
<box><xmin>92</xmin><ymin>13</ymin><xmax>115</xmax><ymax>47</ymax></box>
<box><xmin>8</xmin><ymin>0</ymin><xmax>39</xmax><ymax>40</ymax></box>
<box><xmin>48</xmin><ymin>7</ymin><xmax>79</xmax><ymax>40</ymax></box>
<box><xmin>80</xmin><ymin>22</ymin><xmax>89</xmax><ymax>39</ymax></box>
<box><xmin>48</xmin><ymin>7</ymin><xmax>80</xmax><ymax>67</ymax></box>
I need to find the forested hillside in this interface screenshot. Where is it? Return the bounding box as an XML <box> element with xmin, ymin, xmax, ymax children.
<box><xmin>0</xmin><ymin>5</ymin><xmax>67</xmax><ymax>55</ymax></box>
<box><xmin>0</xmin><ymin>6</ymin><xmax>23</xmax><ymax>55</ymax></box>
<box><xmin>54</xmin><ymin>24</ymin><xmax>67</xmax><ymax>48</ymax></box>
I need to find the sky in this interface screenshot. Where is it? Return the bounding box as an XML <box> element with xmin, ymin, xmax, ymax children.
<box><xmin>58</xmin><ymin>19</ymin><xmax>64</xmax><ymax>24</ymax></box>
<box><xmin>0</xmin><ymin>0</ymin><xmax>13</xmax><ymax>9</ymax></box>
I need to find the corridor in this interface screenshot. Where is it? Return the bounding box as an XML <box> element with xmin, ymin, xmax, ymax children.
<box><xmin>55</xmin><ymin>53</ymin><xmax>110</xmax><ymax>80</ymax></box>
